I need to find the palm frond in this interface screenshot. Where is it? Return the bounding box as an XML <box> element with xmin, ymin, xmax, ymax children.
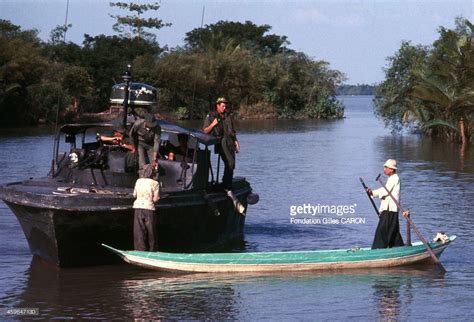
<box><xmin>410</xmin><ymin>83</ymin><xmax>452</xmax><ymax>107</ymax></box>
<box><xmin>421</xmin><ymin>119</ymin><xmax>459</xmax><ymax>132</ymax></box>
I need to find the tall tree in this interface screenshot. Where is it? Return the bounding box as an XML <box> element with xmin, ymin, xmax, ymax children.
<box><xmin>374</xmin><ymin>41</ymin><xmax>429</xmax><ymax>132</ymax></box>
<box><xmin>375</xmin><ymin>18</ymin><xmax>473</xmax><ymax>144</ymax></box>
<box><xmin>409</xmin><ymin>20</ymin><xmax>474</xmax><ymax>144</ymax></box>
<box><xmin>44</xmin><ymin>24</ymin><xmax>82</xmax><ymax>64</ymax></box>
<box><xmin>81</xmin><ymin>34</ymin><xmax>161</xmax><ymax>110</ymax></box>
<box><xmin>185</xmin><ymin>20</ymin><xmax>290</xmax><ymax>54</ymax></box>
<box><xmin>109</xmin><ymin>1</ymin><xmax>171</xmax><ymax>41</ymax></box>
<box><xmin>0</xmin><ymin>20</ymin><xmax>46</xmax><ymax>124</ymax></box>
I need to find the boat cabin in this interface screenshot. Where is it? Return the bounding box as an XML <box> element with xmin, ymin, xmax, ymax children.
<box><xmin>51</xmin><ymin>121</ymin><xmax>220</xmax><ymax>193</ymax></box>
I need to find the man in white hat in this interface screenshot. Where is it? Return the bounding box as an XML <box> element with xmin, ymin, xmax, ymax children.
<box><xmin>366</xmin><ymin>159</ymin><xmax>404</xmax><ymax>249</ymax></box>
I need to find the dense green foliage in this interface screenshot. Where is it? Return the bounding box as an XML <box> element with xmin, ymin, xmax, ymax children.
<box><xmin>0</xmin><ymin>15</ymin><xmax>344</xmax><ymax>125</ymax></box>
<box><xmin>375</xmin><ymin>18</ymin><xmax>474</xmax><ymax>144</ymax></box>
<box><xmin>185</xmin><ymin>20</ymin><xmax>290</xmax><ymax>55</ymax></box>
<box><xmin>139</xmin><ymin>27</ymin><xmax>345</xmax><ymax>119</ymax></box>
<box><xmin>0</xmin><ymin>20</ymin><xmax>47</xmax><ymax>124</ymax></box>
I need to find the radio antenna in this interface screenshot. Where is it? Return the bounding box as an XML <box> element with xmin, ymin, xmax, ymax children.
<box><xmin>190</xmin><ymin>5</ymin><xmax>205</xmax><ymax>119</ymax></box>
<box><xmin>63</xmin><ymin>0</ymin><xmax>70</xmax><ymax>42</ymax></box>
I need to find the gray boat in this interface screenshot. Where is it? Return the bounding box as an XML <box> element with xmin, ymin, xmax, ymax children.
<box><xmin>0</xmin><ymin>68</ymin><xmax>258</xmax><ymax>267</ymax></box>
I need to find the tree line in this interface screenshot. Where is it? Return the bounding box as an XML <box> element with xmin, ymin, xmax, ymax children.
<box><xmin>375</xmin><ymin>18</ymin><xmax>473</xmax><ymax>145</ymax></box>
<box><xmin>0</xmin><ymin>3</ymin><xmax>345</xmax><ymax>126</ymax></box>
<box><xmin>337</xmin><ymin>84</ymin><xmax>375</xmax><ymax>95</ymax></box>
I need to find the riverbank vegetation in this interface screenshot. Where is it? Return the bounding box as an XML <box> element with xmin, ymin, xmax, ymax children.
<box><xmin>375</xmin><ymin>18</ymin><xmax>473</xmax><ymax>145</ymax></box>
<box><xmin>337</xmin><ymin>84</ymin><xmax>375</xmax><ymax>95</ymax></box>
<box><xmin>0</xmin><ymin>3</ymin><xmax>344</xmax><ymax>126</ymax></box>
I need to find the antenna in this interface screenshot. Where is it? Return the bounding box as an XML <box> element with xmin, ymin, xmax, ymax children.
<box><xmin>200</xmin><ymin>5</ymin><xmax>205</xmax><ymax>28</ymax></box>
<box><xmin>122</xmin><ymin>65</ymin><xmax>132</xmax><ymax>128</ymax></box>
<box><xmin>190</xmin><ymin>5</ymin><xmax>205</xmax><ymax>119</ymax></box>
<box><xmin>63</xmin><ymin>0</ymin><xmax>70</xmax><ymax>42</ymax></box>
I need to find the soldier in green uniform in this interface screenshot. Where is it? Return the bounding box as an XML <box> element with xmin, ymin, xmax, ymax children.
<box><xmin>202</xmin><ymin>97</ymin><xmax>240</xmax><ymax>189</ymax></box>
<box><xmin>130</xmin><ymin>113</ymin><xmax>161</xmax><ymax>171</ymax></box>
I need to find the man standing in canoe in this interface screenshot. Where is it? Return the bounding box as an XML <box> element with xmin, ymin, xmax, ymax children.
<box><xmin>202</xmin><ymin>97</ymin><xmax>240</xmax><ymax>189</ymax></box>
<box><xmin>366</xmin><ymin>159</ymin><xmax>405</xmax><ymax>249</ymax></box>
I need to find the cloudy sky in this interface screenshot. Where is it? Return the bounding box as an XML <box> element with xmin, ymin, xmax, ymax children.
<box><xmin>2</xmin><ymin>0</ymin><xmax>473</xmax><ymax>84</ymax></box>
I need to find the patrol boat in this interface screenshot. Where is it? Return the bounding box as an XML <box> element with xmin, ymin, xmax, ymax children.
<box><xmin>0</xmin><ymin>68</ymin><xmax>258</xmax><ymax>267</ymax></box>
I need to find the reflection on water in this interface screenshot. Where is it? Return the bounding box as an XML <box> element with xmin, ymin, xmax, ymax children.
<box><xmin>0</xmin><ymin>96</ymin><xmax>473</xmax><ymax>319</ymax></box>
<box><xmin>13</xmin><ymin>257</ymin><xmax>448</xmax><ymax>320</ymax></box>
<box><xmin>372</xmin><ymin>274</ymin><xmax>406</xmax><ymax>320</ymax></box>
<box><xmin>19</xmin><ymin>258</ymin><xmax>224</xmax><ymax>318</ymax></box>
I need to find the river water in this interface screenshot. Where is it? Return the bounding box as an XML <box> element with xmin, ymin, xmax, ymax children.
<box><xmin>0</xmin><ymin>96</ymin><xmax>472</xmax><ymax>319</ymax></box>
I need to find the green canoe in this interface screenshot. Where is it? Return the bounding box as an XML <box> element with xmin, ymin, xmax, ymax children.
<box><xmin>102</xmin><ymin>235</ymin><xmax>455</xmax><ymax>273</ymax></box>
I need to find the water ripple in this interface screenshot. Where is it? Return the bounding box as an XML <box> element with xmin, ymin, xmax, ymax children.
<box><xmin>0</xmin><ymin>97</ymin><xmax>472</xmax><ymax>319</ymax></box>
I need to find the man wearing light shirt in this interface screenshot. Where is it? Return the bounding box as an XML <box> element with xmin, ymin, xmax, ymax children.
<box><xmin>133</xmin><ymin>164</ymin><xmax>160</xmax><ymax>251</ymax></box>
<box><xmin>366</xmin><ymin>159</ymin><xmax>404</xmax><ymax>249</ymax></box>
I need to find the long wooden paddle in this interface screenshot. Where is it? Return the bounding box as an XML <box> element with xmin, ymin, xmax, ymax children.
<box><xmin>376</xmin><ymin>174</ymin><xmax>446</xmax><ymax>272</ymax></box>
<box><xmin>359</xmin><ymin>177</ymin><xmax>380</xmax><ymax>217</ymax></box>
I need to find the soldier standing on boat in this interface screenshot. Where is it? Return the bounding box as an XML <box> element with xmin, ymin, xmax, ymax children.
<box><xmin>365</xmin><ymin>159</ymin><xmax>405</xmax><ymax>249</ymax></box>
<box><xmin>129</xmin><ymin>113</ymin><xmax>161</xmax><ymax>171</ymax></box>
<box><xmin>133</xmin><ymin>164</ymin><xmax>160</xmax><ymax>251</ymax></box>
<box><xmin>202</xmin><ymin>97</ymin><xmax>240</xmax><ymax>189</ymax></box>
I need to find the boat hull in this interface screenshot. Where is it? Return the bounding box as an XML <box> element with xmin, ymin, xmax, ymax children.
<box><xmin>1</xmin><ymin>178</ymin><xmax>251</xmax><ymax>267</ymax></box>
<box><xmin>103</xmin><ymin>236</ymin><xmax>456</xmax><ymax>273</ymax></box>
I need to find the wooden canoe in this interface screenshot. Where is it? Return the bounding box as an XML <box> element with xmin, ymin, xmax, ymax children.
<box><xmin>102</xmin><ymin>235</ymin><xmax>455</xmax><ymax>273</ymax></box>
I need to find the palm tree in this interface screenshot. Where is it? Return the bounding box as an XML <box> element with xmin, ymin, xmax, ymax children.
<box><xmin>408</xmin><ymin>20</ymin><xmax>474</xmax><ymax>145</ymax></box>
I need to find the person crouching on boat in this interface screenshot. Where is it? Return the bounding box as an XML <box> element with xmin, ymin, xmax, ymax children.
<box><xmin>133</xmin><ymin>164</ymin><xmax>160</xmax><ymax>251</ymax></box>
<box><xmin>365</xmin><ymin>159</ymin><xmax>404</xmax><ymax>249</ymax></box>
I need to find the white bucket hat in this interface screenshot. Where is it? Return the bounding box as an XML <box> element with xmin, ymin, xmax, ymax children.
<box><xmin>384</xmin><ymin>159</ymin><xmax>397</xmax><ymax>170</ymax></box>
